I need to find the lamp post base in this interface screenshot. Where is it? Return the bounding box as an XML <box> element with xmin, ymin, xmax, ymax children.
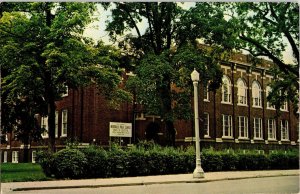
<box><xmin>193</xmin><ymin>166</ymin><xmax>205</xmax><ymax>178</ymax></box>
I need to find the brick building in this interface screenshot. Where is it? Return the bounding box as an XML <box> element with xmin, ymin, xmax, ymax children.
<box><xmin>1</xmin><ymin>53</ymin><xmax>299</xmax><ymax>163</ymax></box>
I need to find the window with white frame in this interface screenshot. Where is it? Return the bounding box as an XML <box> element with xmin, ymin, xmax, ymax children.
<box><xmin>238</xmin><ymin>116</ymin><xmax>248</xmax><ymax>139</ymax></box>
<box><xmin>297</xmin><ymin>121</ymin><xmax>299</xmax><ymax>142</ymax></box>
<box><xmin>281</xmin><ymin>120</ymin><xmax>289</xmax><ymax>140</ymax></box>
<box><xmin>41</xmin><ymin>116</ymin><xmax>48</xmax><ymax>138</ymax></box>
<box><xmin>203</xmin><ymin>112</ymin><xmax>209</xmax><ymax>137</ymax></box>
<box><xmin>62</xmin><ymin>85</ymin><xmax>68</xmax><ymax>97</ymax></box>
<box><xmin>266</xmin><ymin>86</ymin><xmax>275</xmax><ymax>109</ymax></box>
<box><xmin>280</xmin><ymin>101</ymin><xmax>288</xmax><ymax>111</ymax></box>
<box><xmin>204</xmin><ymin>85</ymin><xmax>209</xmax><ymax>101</ymax></box>
<box><xmin>3</xmin><ymin>151</ymin><xmax>7</xmax><ymax>163</ymax></box>
<box><xmin>32</xmin><ymin>151</ymin><xmax>37</xmax><ymax>163</ymax></box>
<box><xmin>252</xmin><ymin>81</ymin><xmax>262</xmax><ymax>107</ymax></box>
<box><xmin>12</xmin><ymin>151</ymin><xmax>19</xmax><ymax>163</ymax></box>
<box><xmin>268</xmin><ymin>119</ymin><xmax>276</xmax><ymax>140</ymax></box>
<box><xmin>222</xmin><ymin>75</ymin><xmax>232</xmax><ymax>104</ymax></box>
<box><xmin>222</xmin><ymin>115</ymin><xmax>232</xmax><ymax>138</ymax></box>
<box><xmin>55</xmin><ymin>111</ymin><xmax>59</xmax><ymax>137</ymax></box>
<box><xmin>237</xmin><ymin>78</ymin><xmax>247</xmax><ymax>105</ymax></box>
<box><xmin>254</xmin><ymin>117</ymin><xmax>263</xmax><ymax>139</ymax></box>
<box><xmin>61</xmin><ymin>109</ymin><xmax>68</xmax><ymax>137</ymax></box>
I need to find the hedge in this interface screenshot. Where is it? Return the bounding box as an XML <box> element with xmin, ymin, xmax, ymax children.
<box><xmin>37</xmin><ymin>144</ymin><xmax>299</xmax><ymax>179</ymax></box>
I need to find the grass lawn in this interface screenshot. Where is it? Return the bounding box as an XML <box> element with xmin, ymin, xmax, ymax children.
<box><xmin>1</xmin><ymin>163</ymin><xmax>51</xmax><ymax>182</ymax></box>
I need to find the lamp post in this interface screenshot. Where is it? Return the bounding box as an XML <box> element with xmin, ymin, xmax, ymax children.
<box><xmin>191</xmin><ymin>69</ymin><xmax>204</xmax><ymax>178</ymax></box>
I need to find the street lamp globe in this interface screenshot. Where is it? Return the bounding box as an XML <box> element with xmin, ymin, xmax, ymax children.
<box><xmin>191</xmin><ymin>69</ymin><xmax>200</xmax><ymax>82</ymax></box>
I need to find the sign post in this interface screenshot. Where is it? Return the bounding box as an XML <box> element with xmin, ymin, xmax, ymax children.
<box><xmin>109</xmin><ymin>122</ymin><xmax>132</xmax><ymax>146</ymax></box>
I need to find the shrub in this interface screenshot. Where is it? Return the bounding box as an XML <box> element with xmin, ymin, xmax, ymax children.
<box><xmin>37</xmin><ymin>143</ymin><xmax>299</xmax><ymax>179</ymax></box>
<box><xmin>107</xmin><ymin>146</ymin><xmax>129</xmax><ymax>177</ymax></box>
<box><xmin>183</xmin><ymin>146</ymin><xmax>196</xmax><ymax>172</ymax></box>
<box><xmin>81</xmin><ymin>146</ymin><xmax>108</xmax><ymax>178</ymax></box>
<box><xmin>220</xmin><ymin>151</ymin><xmax>238</xmax><ymax>171</ymax></box>
<box><xmin>236</xmin><ymin>151</ymin><xmax>269</xmax><ymax>170</ymax></box>
<box><xmin>127</xmin><ymin>147</ymin><xmax>150</xmax><ymax>176</ymax></box>
<box><xmin>202</xmin><ymin>148</ymin><xmax>223</xmax><ymax>171</ymax></box>
<box><xmin>53</xmin><ymin>149</ymin><xmax>87</xmax><ymax>179</ymax></box>
<box><xmin>268</xmin><ymin>150</ymin><xmax>299</xmax><ymax>170</ymax></box>
<box><xmin>286</xmin><ymin>151</ymin><xmax>299</xmax><ymax>169</ymax></box>
<box><xmin>36</xmin><ymin>150</ymin><xmax>55</xmax><ymax>177</ymax></box>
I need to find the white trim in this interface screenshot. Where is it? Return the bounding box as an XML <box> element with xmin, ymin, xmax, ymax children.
<box><xmin>12</xmin><ymin>151</ymin><xmax>19</xmax><ymax>163</ymax></box>
<box><xmin>203</xmin><ymin>85</ymin><xmax>209</xmax><ymax>102</ymax></box>
<box><xmin>280</xmin><ymin>120</ymin><xmax>289</xmax><ymax>141</ymax></box>
<box><xmin>3</xmin><ymin>151</ymin><xmax>7</xmax><ymax>163</ymax></box>
<box><xmin>61</xmin><ymin>109</ymin><xmax>68</xmax><ymax>137</ymax></box>
<box><xmin>41</xmin><ymin>116</ymin><xmax>48</xmax><ymax>138</ymax></box>
<box><xmin>253</xmin><ymin>117</ymin><xmax>263</xmax><ymax>139</ymax></box>
<box><xmin>62</xmin><ymin>86</ymin><xmax>69</xmax><ymax>97</ymax></box>
<box><xmin>203</xmin><ymin>112</ymin><xmax>209</xmax><ymax>137</ymax></box>
<box><xmin>267</xmin><ymin>119</ymin><xmax>276</xmax><ymax>140</ymax></box>
<box><xmin>222</xmin><ymin>75</ymin><xmax>232</xmax><ymax>104</ymax></box>
<box><xmin>32</xmin><ymin>151</ymin><xmax>37</xmax><ymax>163</ymax></box>
<box><xmin>252</xmin><ymin>80</ymin><xmax>262</xmax><ymax>108</ymax></box>
<box><xmin>55</xmin><ymin>111</ymin><xmax>59</xmax><ymax>138</ymax></box>
<box><xmin>238</xmin><ymin>116</ymin><xmax>248</xmax><ymax>139</ymax></box>
<box><xmin>237</xmin><ymin>78</ymin><xmax>248</xmax><ymax>106</ymax></box>
<box><xmin>265</xmin><ymin>140</ymin><xmax>269</xmax><ymax>144</ymax></box>
<box><xmin>222</xmin><ymin>114</ymin><xmax>233</xmax><ymax>138</ymax></box>
<box><xmin>291</xmin><ymin>141</ymin><xmax>296</xmax><ymax>145</ymax></box>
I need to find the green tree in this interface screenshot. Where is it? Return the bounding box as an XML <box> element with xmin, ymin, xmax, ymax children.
<box><xmin>225</xmin><ymin>2</ymin><xmax>299</xmax><ymax>112</ymax></box>
<box><xmin>0</xmin><ymin>2</ymin><xmax>130</xmax><ymax>151</ymax></box>
<box><xmin>104</xmin><ymin>2</ymin><xmax>232</xmax><ymax>145</ymax></box>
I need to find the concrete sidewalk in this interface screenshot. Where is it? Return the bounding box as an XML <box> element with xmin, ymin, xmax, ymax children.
<box><xmin>1</xmin><ymin>170</ymin><xmax>299</xmax><ymax>193</ymax></box>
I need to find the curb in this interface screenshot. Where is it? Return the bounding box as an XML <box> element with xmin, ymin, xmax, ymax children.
<box><xmin>12</xmin><ymin>173</ymin><xmax>299</xmax><ymax>192</ymax></box>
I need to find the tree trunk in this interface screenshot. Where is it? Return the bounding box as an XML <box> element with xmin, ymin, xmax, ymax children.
<box><xmin>48</xmin><ymin>97</ymin><xmax>56</xmax><ymax>152</ymax></box>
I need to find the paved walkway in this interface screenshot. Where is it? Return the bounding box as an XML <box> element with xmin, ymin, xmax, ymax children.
<box><xmin>1</xmin><ymin>170</ymin><xmax>299</xmax><ymax>193</ymax></box>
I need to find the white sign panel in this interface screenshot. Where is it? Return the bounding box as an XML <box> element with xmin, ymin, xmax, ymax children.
<box><xmin>109</xmin><ymin>122</ymin><xmax>132</xmax><ymax>137</ymax></box>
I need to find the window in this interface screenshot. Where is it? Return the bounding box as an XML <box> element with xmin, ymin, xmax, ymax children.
<box><xmin>222</xmin><ymin>75</ymin><xmax>232</xmax><ymax>103</ymax></box>
<box><xmin>268</xmin><ymin>119</ymin><xmax>276</xmax><ymax>140</ymax></box>
<box><xmin>266</xmin><ymin>86</ymin><xmax>275</xmax><ymax>109</ymax></box>
<box><xmin>237</xmin><ymin>78</ymin><xmax>247</xmax><ymax>105</ymax></box>
<box><xmin>32</xmin><ymin>151</ymin><xmax>37</xmax><ymax>163</ymax></box>
<box><xmin>280</xmin><ymin>91</ymin><xmax>288</xmax><ymax>111</ymax></box>
<box><xmin>252</xmin><ymin>81</ymin><xmax>262</xmax><ymax>107</ymax></box>
<box><xmin>3</xmin><ymin>151</ymin><xmax>7</xmax><ymax>163</ymax></box>
<box><xmin>55</xmin><ymin>111</ymin><xmax>59</xmax><ymax>137</ymax></box>
<box><xmin>280</xmin><ymin>101</ymin><xmax>288</xmax><ymax>111</ymax></box>
<box><xmin>297</xmin><ymin>121</ymin><xmax>300</xmax><ymax>142</ymax></box>
<box><xmin>12</xmin><ymin>151</ymin><xmax>19</xmax><ymax>163</ymax></box>
<box><xmin>203</xmin><ymin>113</ymin><xmax>209</xmax><ymax>137</ymax></box>
<box><xmin>254</xmin><ymin>118</ymin><xmax>263</xmax><ymax>139</ymax></box>
<box><xmin>281</xmin><ymin>120</ymin><xmax>289</xmax><ymax>140</ymax></box>
<box><xmin>61</xmin><ymin>109</ymin><xmax>68</xmax><ymax>137</ymax></box>
<box><xmin>62</xmin><ymin>86</ymin><xmax>68</xmax><ymax>97</ymax></box>
<box><xmin>222</xmin><ymin>115</ymin><xmax>232</xmax><ymax>138</ymax></box>
<box><xmin>204</xmin><ymin>85</ymin><xmax>209</xmax><ymax>101</ymax></box>
<box><xmin>238</xmin><ymin>116</ymin><xmax>248</xmax><ymax>139</ymax></box>
<box><xmin>41</xmin><ymin>116</ymin><xmax>48</xmax><ymax>138</ymax></box>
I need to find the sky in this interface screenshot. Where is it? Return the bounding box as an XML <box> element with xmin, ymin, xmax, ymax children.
<box><xmin>83</xmin><ymin>3</ymin><xmax>295</xmax><ymax>65</ymax></box>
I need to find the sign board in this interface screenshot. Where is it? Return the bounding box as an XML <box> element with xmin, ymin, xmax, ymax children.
<box><xmin>109</xmin><ymin>122</ymin><xmax>132</xmax><ymax>137</ymax></box>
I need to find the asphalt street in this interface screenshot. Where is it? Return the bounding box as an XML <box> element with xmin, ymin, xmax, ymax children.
<box><xmin>9</xmin><ymin>175</ymin><xmax>299</xmax><ymax>194</ymax></box>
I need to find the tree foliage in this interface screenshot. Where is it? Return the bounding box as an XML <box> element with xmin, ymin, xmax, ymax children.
<box><xmin>224</xmin><ymin>2</ymin><xmax>299</xmax><ymax>112</ymax></box>
<box><xmin>103</xmin><ymin>2</ymin><xmax>234</xmax><ymax>145</ymax></box>
<box><xmin>0</xmin><ymin>2</ymin><xmax>130</xmax><ymax>150</ymax></box>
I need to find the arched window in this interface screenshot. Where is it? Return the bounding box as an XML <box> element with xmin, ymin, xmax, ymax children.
<box><xmin>266</xmin><ymin>86</ymin><xmax>275</xmax><ymax>109</ymax></box>
<box><xmin>252</xmin><ymin>81</ymin><xmax>262</xmax><ymax>107</ymax></box>
<box><xmin>237</xmin><ymin>78</ymin><xmax>247</xmax><ymax>105</ymax></box>
<box><xmin>222</xmin><ymin>75</ymin><xmax>232</xmax><ymax>103</ymax></box>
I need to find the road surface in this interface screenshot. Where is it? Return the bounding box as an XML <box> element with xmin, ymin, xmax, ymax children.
<box><xmin>9</xmin><ymin>175</ymin><xmax>299</xmax><ymax>194</ymax></box>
